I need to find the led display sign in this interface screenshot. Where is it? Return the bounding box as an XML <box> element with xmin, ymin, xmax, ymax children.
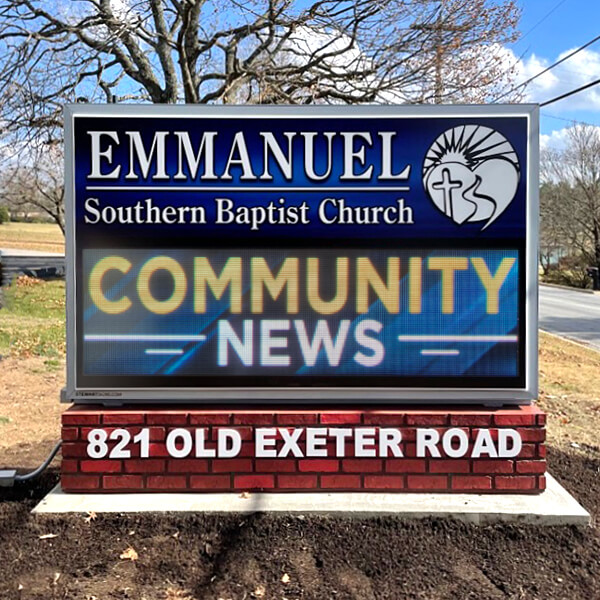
<box><xmin>64</xmin><ymin>105</ymin><xmax>538</xmax><ymax>403</ymax></box>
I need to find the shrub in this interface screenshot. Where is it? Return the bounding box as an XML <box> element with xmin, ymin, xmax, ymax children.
<box><xmin>0</xmin><ymin>205</ymin><xmax>9</xmax><ymax>224</ymax></box>
<box><xmin>541</xmin><ymin>254</ymin><xmax>592</xmax><ymax>289</ymax></box>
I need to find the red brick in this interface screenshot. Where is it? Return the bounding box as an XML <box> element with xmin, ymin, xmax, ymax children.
<box><xmin>62</xmin><ymin>475</ymin><xmax>100</xmax><ymax>490</ymax></box>
<box><xmin>238</xmin><ymin>443</ymin><xmax>254</xmax><ymax>457</ymax></box>
<box><xmin>146</xmin><ymin>475</ymin><xmax>187</xmax><ymax>489</ymax></box>
<box><xmin>148</xmin><ymin>427</ymin><xmax>166</xmax><ymax>441</ymax></box>
<box><xmin>452</xmin><ymin>475</ymin><xmax>492</xmax><ymax>490</ymax></box>
<box><xmin>189</xmin><ymin>474</ymin><xmax>231</xmax><ymax>489</ymax></box>
<box><xmin>146</xmin><ymin>413</ymin><xmax>188</xmax><ymax>426</ymax></box>
<box><xmin>102</xmin><ymin>413</ymin><xmax>145</xmax><ymax>425</ymax></box>
<box><xmin>537</xmin><ymin>413</ymin><xmax>547</xmax><ymax>426</ymax></box>
<box><xmin>190</xmin><ymin>413</ymin><xmax>231</xmax><ymax>425</ymax></box>
<box><xmin>342</xmin><ymin>459</ymin><xmax>382</xmax><ymax>473</ymax></box>
<box><xmin>450</xmin><ymin>414</ymin><xmax>491</xmax><ymax>427</ymax></box>
<box><xmin>62</xmin><ymin>413</ymin><xmax>100</xmax><ymax>426</ymax></box>
<box><xmin>278</xmin><ymin>474</ymin><xmax>318</xmax><ymax>489</ymax></box>
<box><xmin>403</xmin><ymin>443</ymin><xmax>417</xmax><ymax>457</ymax></box>
<box><xmin>255</xmin><ymin>459</ymin><xmax>297</xmax><ymax>473</ymax></box>
<box><xmin>61</xmin><ymin>443</ymin><xmax>88</xmax><ymax>458</ymax></box>
<box><xmin>62</xmin><ymin>427</ymin><xmax>79</xmax><ymax>441</ymax></box>
<box><xmin>405</xmin><ymin>414</ymin><xmax>448</xmax><ymax>426</ymax></box>
<box><xmin>276</xmin><ymin>413</ymin><xmax>318</xmax><ymax>425</ymax></box>
<box><xmin>516</xmin><ymin>460</ymin><xmax>546</xmax><ymax>474</ymax></box>
<box><xmin>103</xmin><ymin>475</ymin><xmax>143</xmax><ymax>490</ymax></box>
<box><xmin>494</xmin><ymin>412</ymin><xmax>536</xmax><ymax>426</ymax></box>
<box><xmin>80</xmin><ymin>460</ymin><xmax>122</xmax><ymax>473</ymax></box>
<box><xmin>211</xmin><ymin>426</ymin><xmax>253</xmax><ymax>441</ymax></box>
<box><xmin>406</xmin><ymin>475</ymin><xmax>448</xmax><ymax>490</ymax></box>
<box><xmin>538</xmin><ymin>444</ymin><xmax>547</xmax><ymax>458</ymax></box>
<box><xmin>363</xmin><ymin>413</ymin><xmax>405</xmax><ymax>425</ymax></box>
<box><xmin>273</xmin><ymin>427</ymin><xmax>298</xmax><ymax>439</ymax></box>
<box><xmin>385</xmin><ymin>459</ymin><xmax>426</xmax><ymax>473</ymax></box>
<box><xmin>399</xmin><ymin>428</ymin><xmax>416</xmax><ymax>442</ymax></box>
<box><xmin>167</xmin><ymin>459</ymin><xmax>209</xmax><ymax>473</ymax></box>
<box><xmin>473</xmin><ymin>428</ymin><xmax>499</xmax><ymax>440</ymax></box>
<box><xmin>234</xmin><ymin>474</ymin><xmax>275</xmax><ymax>489</ymax></box>
<box><xmin>61</xmin><ymin>459</ymin><xmax>79</xmax><ymax>473</ymax></box>
<box><xmin>124</xmin><ymin>459</ymin><xmax>166</xmax><ymax>473</ymax></box>
<box><xmin>212</xmin><ymin>459</ymin><xmax>253</xmax><ymax>473</ymax></box>
<box><xmin>80</xmin><ymin>426</ymin><xmax>114</xmax><ymax>440</ymax></box>
<box><xmin>233</xmin><ymin>413</ymin><xmax>274</xmax><ymax>425</ymax></box>
<box><xmin>520</xmin><ymin>444</ymin><xmax>537</xmax><ymax>458</ymax></box>
<box><xmin>473</xmin><ymin>460</ymin><xmax>514</xmax><ymax>474</ymax></box>
<box><xmin>364</xmin><ymin>475</ymin><xmax>404</xmax><ymax>489</ymax></box>
<box><xmin>321</xmin><ymin>442</ymin><xmax>355</xmax><ymax>457</ymax></box>
<box><xmin>517</xmin><ymin>428</ymin><xmax>546</xmax><ymax>442</ymax></box>
<box><xmin>320</xmin><ymin>474</ymin><xmax>361</xmax><ymax>488</ymax></box>
<box><xmin>320</xmin><ymin>413</ymin><xmax>362</xmax><ymax>424</ymax></box>
<box><xmin>495</xmin><ymin>476</ymin><xmax>537</xmax><ymax>490</ymax></box>
<box><xmin>148</xmin><ymin>443</ymin><xmax>171</xmax><ymax>457</ymax></box>
<box><xmin>298</xmin><ymin>459</ymin><xmax>339</xmax><ymax>472</ymax></box>
<box><xmin>538</xmin><ymin>475</ymin><xmax>547</xmax><ymax>491</ymax></box>
<box><xmin>429</xmin><ymin>459</ymin><xmax>470</xmax><ymax>473</ymax></box>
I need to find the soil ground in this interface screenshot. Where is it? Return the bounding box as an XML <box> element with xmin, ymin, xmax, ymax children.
<box><xmin>0</xmin><ymin>278</ymin><xmax>599</xmax><ymax>599</ymax></box>
<box><xmin>0</xmin><ymin>447</ymin><xmax>597</xmax><ymax>600</ymax></box>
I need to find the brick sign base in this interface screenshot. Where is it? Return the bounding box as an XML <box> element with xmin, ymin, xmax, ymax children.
<box><xmin>61</xmin><ymin>405</ymin><xmax>546</xmax><ymax>494</ymax></box>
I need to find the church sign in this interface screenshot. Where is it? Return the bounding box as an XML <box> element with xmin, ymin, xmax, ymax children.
<box><xmin>64</xmin><ymin>105</ymin><xmax>538</xmax><ymax>404</ymax></box>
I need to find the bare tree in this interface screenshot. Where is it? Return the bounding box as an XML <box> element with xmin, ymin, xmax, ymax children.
<box><xmin>0</xmin><ymin>142</ymin><xmax>65</xmax><ymax>233</ymax></box>
<box><xmin>0</xmin><ymin>1</ymin><xmax>521</xmax><ymax>141</ymax></box>
<box><xmin>539</xmin><ymin>182</ymin><xmax>570</xmax><ymax>276</ymax></box>
<box><xmin>406</xmin><ymin>0</ymin><xmax>521</xmax><ymax>104</ymax></box>
<box><xmin>541</xmin><ymin>125</ymin><xmax>600</xmax><ymax>275</ymax></box>
<box><xmin>0</xmin><ymin>0</ymin><xmax>521</xmax><ymax>237</ymax></box>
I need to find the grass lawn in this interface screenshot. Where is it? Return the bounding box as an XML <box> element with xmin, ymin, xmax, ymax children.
<box><xmin>0</xmin><ymin>276</ymin><xmax>65</xmax><ymax>359</ymax></box>
<box><xmin>0</xmin><ymin>221</ymin><xmax>64</xmax><ymax>253</ymax></box>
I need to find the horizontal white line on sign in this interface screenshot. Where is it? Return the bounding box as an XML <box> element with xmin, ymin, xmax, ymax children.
<box><xmin>398</xmin><ymin>335</ymin><xmax>518</xmax><ymax>343</ymax></box>
<box><xmin>84</xmin><ymin>334</ymin><xmax>206</xmax><ymax>342</ymax></box>
<box><xmin>145</xmin><ymin>348</ymin><xmax>184</xmax><ymax>355</ymax></box>
<box><xmin>420</xmin><ymin>349</ymin><xmax>460</xmax><ymax>356</ymax></box>
<box><xmin>85</xmin><ymin>186</ymin><xmax>411</xmax><ymax>192</ymax></box>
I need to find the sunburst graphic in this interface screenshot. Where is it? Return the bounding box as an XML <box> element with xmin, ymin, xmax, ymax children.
<box><xmin>423</xmin><ymin>125</ymin><xmax>520</xmax><ymax>229</ymax></box>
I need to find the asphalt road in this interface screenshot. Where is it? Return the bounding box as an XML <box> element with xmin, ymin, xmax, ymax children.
<box><xmin>539</xmin><ymin>285</ymin><xmax>600</xmax><ymax>350</ymax></box>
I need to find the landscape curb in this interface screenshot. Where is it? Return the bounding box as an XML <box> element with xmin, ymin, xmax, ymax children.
<box><xmin>33</xmin><ymin>474</ymin><xmax>590</xmax><ymax>526</ymax></box>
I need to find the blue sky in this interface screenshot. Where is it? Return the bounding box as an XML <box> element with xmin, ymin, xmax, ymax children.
<box><xmin>511</xmin><ymin>0</ymin><xmax>600</xmax><ymax>143</ymax></box>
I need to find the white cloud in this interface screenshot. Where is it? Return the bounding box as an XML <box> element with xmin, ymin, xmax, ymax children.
<box><xmin>517</xmin><ymin>47</ymin><xmax>600</xmax><ymax>110</ymax></box>
<box><xmin>540</xmin><ymin>128</ymin><xmax>572</xmax><ymax>151</ymax></box>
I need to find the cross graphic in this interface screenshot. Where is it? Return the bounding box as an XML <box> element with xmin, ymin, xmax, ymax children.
<box><xmin>431</xmin><ymin>167</ymin><xmax>462</xmax><ymax>219</ymax></box>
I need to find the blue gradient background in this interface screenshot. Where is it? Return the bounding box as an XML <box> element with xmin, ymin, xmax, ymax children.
<box><xmin>73</xmin><ymin>113</ymin><xmax>528</xmax><ymax>388</ymax></box>
<box><xmin>73</xmin><ymin>115</ymin><xmax>528</xmax><ymax>242</ymax></box>
<box><xmin>83</xmin><ymin>248</ymin><xmax>519</xmax><ymax>378</ymax></box>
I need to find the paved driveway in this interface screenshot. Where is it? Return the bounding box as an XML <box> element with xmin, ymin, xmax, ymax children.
<box><xmin>539</xmin><ymin>285</ymin><xmax>600</xmax><ymax>350</ymax></box>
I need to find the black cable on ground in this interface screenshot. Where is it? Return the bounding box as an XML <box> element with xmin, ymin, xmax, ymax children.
<box><xmin>13</xmin><ymin>440</ymin><xmax>62</xmax><ymax>483</ymax></box>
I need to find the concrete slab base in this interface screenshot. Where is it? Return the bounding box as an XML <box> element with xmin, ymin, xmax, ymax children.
<box><xmin>33</xmin><ymin>473</ymin><xmax>590</xmax><ymax>526</ymax></box>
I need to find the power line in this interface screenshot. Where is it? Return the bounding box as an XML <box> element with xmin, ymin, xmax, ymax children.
<box><xmin>519</xmin><ymin>0</ymin><xmax>571</xmax><ymax>41</ymax></box>
<box><xmin>541</xmin><ymin>77</ymin><xmax>600</xmax><ymax>107</ymax></box>
<box><xmin>542</xmin><ymin>112</ymin><xmax>599</xmax><ymax>128</ymax></box>
<box><xmin>494</xmin><ymin>32</ymin><xmax>600</xmax><ymax>103</ymax></box>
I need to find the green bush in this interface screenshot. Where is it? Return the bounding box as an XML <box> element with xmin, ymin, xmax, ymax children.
<box><xmin>0</xmin><ymin>205</ymin><xmax>9</xmax><ymax>224</ymax></box>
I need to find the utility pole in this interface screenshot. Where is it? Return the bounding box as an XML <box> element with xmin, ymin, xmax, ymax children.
<box><xmin>434</xmin><ymin>6</ymin><xmax>443</xmax><ymax>104</ymax></box>
<box><xmin>411</xmin><ymin>0</ymin><xmax>470</xmax><ymax>104</ymax></box>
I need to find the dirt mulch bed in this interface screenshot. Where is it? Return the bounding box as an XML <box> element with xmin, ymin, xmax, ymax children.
<box><xmin>0</xmin><ymin>446</ymin><xmax>597</xmax><ymax>600</ymax></box>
